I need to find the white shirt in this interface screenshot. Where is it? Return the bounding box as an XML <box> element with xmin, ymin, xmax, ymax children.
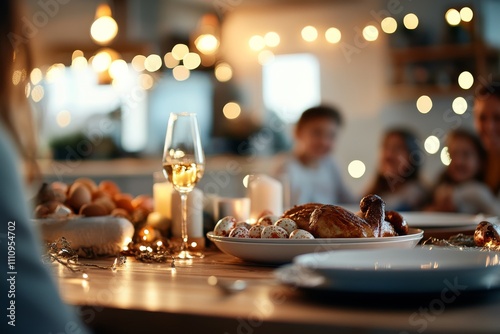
<box><xmin>276</xmin><ymin>155</ymin><xmax>356</xmax><ymax>207</ymax></box>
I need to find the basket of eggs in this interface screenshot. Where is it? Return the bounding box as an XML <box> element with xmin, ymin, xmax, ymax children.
<box><xmin>33</xmin><ymin>178</ymin><xmax>155</xmax><ymax>257</ymax></box>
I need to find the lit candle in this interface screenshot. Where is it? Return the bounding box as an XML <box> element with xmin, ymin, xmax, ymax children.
<box><xmin>214</xmin><ymin>197</ymin><xmax>251</xmax><ymax>222</ymax></box>
<box><xmin>248</xmin><ymin>174</ymin><xmax>283</xmax><ymax>221</ymax></box>
<box><xmin>153</xmin><ymin>181</ymin><xmax>173</xmax><ymax>219</ymax></box>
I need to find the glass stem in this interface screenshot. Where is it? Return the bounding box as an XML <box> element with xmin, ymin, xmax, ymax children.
<box><xmin>180</xmin><ymin>192</ymin><xmax>189</xmax><ymax>252</ymax></box>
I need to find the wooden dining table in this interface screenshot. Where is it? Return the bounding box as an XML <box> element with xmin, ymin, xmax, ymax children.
<box><xmin>53</xmin><ymin>247</ymin><xmax>500</xmax><ymax>334</ymax></box>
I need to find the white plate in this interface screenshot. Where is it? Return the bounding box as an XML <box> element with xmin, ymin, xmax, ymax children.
<box><xmin>286</xmin><ymin>248</ymin><xmax>500</xmax><ymax>293</ymax></box>
<box><xmin>401</xmin><ymin>212</ymin><xmax>491</xmax><ymax>228</ymax></box>
<box><xmin>207</xmin><ymin>229</ymin><xmax>423</xmax><ymax>264</ymax></box>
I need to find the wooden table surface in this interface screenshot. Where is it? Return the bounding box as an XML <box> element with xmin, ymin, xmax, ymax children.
<box><xmin>53</xmin><ymin>248</ymin><xmax>500</xmax><ymax>334</ymax></box>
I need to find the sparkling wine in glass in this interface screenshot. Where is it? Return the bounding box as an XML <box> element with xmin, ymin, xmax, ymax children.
<box><xmin>162</xmin><ymin>112</ymin><xmax>205</xmax><ymax>259</ymax></box>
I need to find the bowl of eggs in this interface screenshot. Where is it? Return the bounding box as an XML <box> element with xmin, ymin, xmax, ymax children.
<box><xmin>207</xmin><ymin>215</ymin><xmax>423</xmax><ymax>264</ymax></box>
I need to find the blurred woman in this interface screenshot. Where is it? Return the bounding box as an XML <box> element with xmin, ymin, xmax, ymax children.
<box><xmin>426</xmin><ymin>129</ymin><xmax>500</xmax><ymax>215</ymax></box>
<box><xmin>0</xmin><ymin>1</ymin><xmax>89</xmax><ymax>333</ymax></box>
<box><xmin>365</xmin><ymin>128</ymin><xmax>427</xmax><ymax>211</ymax></box>
<box><xmin>475</xmin><ymin>81</ymin><xmax>500</xmax><ymax>197</ymax></box>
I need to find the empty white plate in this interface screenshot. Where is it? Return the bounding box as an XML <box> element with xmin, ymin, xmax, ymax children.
<box><xmin>401</xmin><ymin>212</ymin><xmax>491</xmax><ymax>228</ymax></box>
<box><xmin>289</xmin><ymin>247</ymin><xmax>500</xmax><ymax>293</ymax></box>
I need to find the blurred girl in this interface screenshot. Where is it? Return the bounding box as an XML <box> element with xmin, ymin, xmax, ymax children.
<box><xmin>427</xmin><ymin>129</ymin><xmax>500</xmax><ymax>215</ymax></box>
<box><xmin>475</xmin><ymin>81</ymin><xmax>500</xmax><ymax>197</ymax></box>
<box><xmin>365</xmin><ymin>128</ymin><xmax>427</xmax><ymax>211</ymax></box>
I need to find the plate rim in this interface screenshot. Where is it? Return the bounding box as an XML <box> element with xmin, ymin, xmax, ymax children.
<box><xmin>207</xmin><ymin>228</ymin><xmax>423</xmax><ymax>245</ymax></box>
<box><xmin>293</xmin><ymin>247</ymin><xmax>500</xmax><ymax>272</ymax></box>
<box><xmin>401</xmin><ymin>212</ymin><xmax>493</xmax><ymax>227</ymax></box>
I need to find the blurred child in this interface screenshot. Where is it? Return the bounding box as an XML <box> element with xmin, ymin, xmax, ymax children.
<box><xmin>427</xmin><ymin>129</ymin><xmax>500</xmax><ymax>215</ymax></box>
<box><xmin>275</xmin><ymin>105</ymin><xmax>356</xmax><ymax>207</ymax></box>
<box><xmin>364</xmin><ymin>128</ymin><xmax>427</xmax><ymax>211</ymax></box>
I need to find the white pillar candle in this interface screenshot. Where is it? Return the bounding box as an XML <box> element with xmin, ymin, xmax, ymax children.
<box><xmin>248</xmin><ymin>174</ymin><xmax>283</xmax><ymax>221</ymax></box>
<box><xmin>153</xmin><ymin>181</ymin><xmax>173</xmax><ymax>219</ymax></box>
<box><xmin>171</xmin><ymin>188</ymin><xmax>204</xmax><ymax>238</ymax></box>
<box><xmin>214</xmin><ymin>197</ymin><xmax>251</xmax><ymax>222</ymax></box>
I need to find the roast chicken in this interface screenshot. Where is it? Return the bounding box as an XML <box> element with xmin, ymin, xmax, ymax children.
<box><xmin>282</xmin><ymin>194</ymin><xmax>409</xmax><ymax>238</ymax></box>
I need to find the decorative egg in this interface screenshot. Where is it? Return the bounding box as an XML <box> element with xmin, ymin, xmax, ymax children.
<box><xmin>248</xmin><ymin>225</ymin><xmax>265</xmax><ymax>238</ymax></box>
<box><xmin>275</xmin><ymin>218</ymin><xmax>298</xmax><ymax>235</ymax></box>
<box><xmin>261</xmin><ymin>225</ymin><xmax>289</xmax><ymax>239</ymax></box>
<box><xmin>229</xmin><ymin>226</ymin><xmax>249</xmax><ymax>238</ymax></box>
<box><xmin>79</xmin><ymin>203</ymin><xmax>108</xmax><ymax>217</ymax></box>
<box><xmin>214</xmin><ymin>216</ymin><xmax>237</xmax><ymax>236</ymax></box>
<box><xmin>74</xmin><ymin>177</ymin><xmax>98</xmax><ymax>193</ymax></box>
<box><xmin>66</xmin><ymin>184</ymin><xmax>92</xmax><ymax>212</ymax></box>
<box><xmin>235</xmin><ymin>221</ymin><xmax>251</xmax><ymax>230</ymax></box>
<box><xmin>289</xmin><ymin>229</ymin><xmax>315</xmax><ymax>239</ymax></box>
<box><xmin>257</xmin><ymin>215</ymin><xmax>279</xmax><ymax>226</ymax></box>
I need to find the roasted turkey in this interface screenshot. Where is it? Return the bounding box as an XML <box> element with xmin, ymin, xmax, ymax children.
<box><xmin>282</xmin><ymin>194</ymin><xmax>408</xmax><ymax>238</ymax></box>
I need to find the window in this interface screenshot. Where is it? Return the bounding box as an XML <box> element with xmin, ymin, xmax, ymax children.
<box><xmin>263</xmin><ymin>53</ymin><xmax>321</xmax><ymax>123</ymax></box>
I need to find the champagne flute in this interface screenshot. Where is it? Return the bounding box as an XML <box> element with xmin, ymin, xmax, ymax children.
<box><xmin>162</xmin><ymin>113</ymin><xmax>205</xmax><ymax>259</ymax></box>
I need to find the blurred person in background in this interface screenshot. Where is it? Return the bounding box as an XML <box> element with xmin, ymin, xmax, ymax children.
<box><xmin>364</xmin><ymin>128</ymin><xmax>427</xmax><ymax>211</ymax></box>
<box><xmin>426</xmin><ymin>129</ymin><xmax>500</xmax><ymax>215</ymax></box>
<box><xmin>275</xmin><ymin>105</ymin><xmax>356</xmax><ymax>207</ymax></box>
<box><xmin>0</xmin><ymin>1</ymin><xmax>89</xmax><ymax>333</ymax></box>
<box><xmin>475</xmin><ymin>81</ymin><xmax>500</xmax><ymax>199</ymax></box>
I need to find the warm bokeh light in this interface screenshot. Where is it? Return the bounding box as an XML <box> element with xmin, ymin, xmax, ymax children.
<box><xmin>249</xmin><ymin>35</ymin><xmax>265</xmax><ymax>51</ymax></box>
<box><xmin>139</xmin><ymin>73</ymin><xmax>154</xmax><ymax>90</ymax></box>
<box><xmin>215</xmin><ymin>62</ymin><xmax>233</xmax><ymax>82</ymax></box>
<box><xmin>348</xmin><ymin>160</ymin><xmax>366</xmax><ymax>179</ymax></box>
<box><xmin>92</xmin><ymin>51</ymin><xmax>112</xmax><ymax>72</ymax></box>
<box><xmin>325</xmin><ymin>27</ymin><xmax>341</xmax><ymax>43</ymax></box>
<box><xmin>458</xmin><ymin>71</ymin><xmax>474</xmax><ymax>89</ymax></box>
<box><xmin>109</xmin><ymin>59</ymin><xmax>128</xmax><ymax>79</ymax></box>
<box><xmin>416</xmin><ymin>95</ymin><xmax>433</xmax><ymax>114</ymax></box>
<box><xmin>362</xmin><ymin>25</ymin><xmax>379</xmax><ymax>41</ymax></box>
<box><xmin>132</xmin><ymin>55</ymin><xmax>146</xmax><ymax>72</ymax></box>
<box><xmin>72</xmin><ymin>50</ymin><xmax>84</xmax><ymax>60</ymax></box>
<box><xmin>403</xmin><ymin>13</ymin><xmax>419</xmax><ymax>30</ymax></box>
<box><xmin>172</xmin><ymin>65</ymin><xmax>190</xmax><ymax>81</ymax></box>
<box><xmin>223</xmin><ymin>102</ymin><xmax>241</xmax><ymax>119</ymax></box>
<box><xmin>301</xmin><ymin>26</ymin><xmax>318</xmax><ymax>42</ymax></box>
<box><xmin>172</xmin><ymin>44</ymin><xmax>189</xmax><ymax>60</ymax></box>
<box><xmin>445</xmin><ymin>8</ymin><xmax>461</xmax><ymax>26</ymax></box>
<box><xmin>258</xmin><ymin>50</ymin><xmax>275</xmax><ymax>65</ymax></box>
<box><xmin>381</xmin><ymin>17</ymin><xmax>397</xmax><ymax>34</ymax></box>
<box><xmin>460</xmin><ymin>7</ymin><xmax>473</xmax><ymax>22</ymax></box>
<box><xmin>90</xmin><ymin>15</ymin><xmax>118</xmax><ymax>45</ymax></box>
<box><xmin>71</xmin><ymin>56</ymin><xmax>88</xmax><ymax>70</ymax></box>
<box><xmin>144</xmin><ymin>54</ymin><xmax>162</xmax><ymax>72</ymax></box>
<box><xmin>12</xmin><ymin>70</ymin><xmax>22</xmax><ymax>85</ymax></box>
<box><xmin>242</xmin><ymin>175</ymin><xmax>250</xmax><ymax>188</ymax></box>
<box><xmin>452</xmin><ymin>97</ymin><xmax>468</xmax><ymax>115</ymax></box>
<box><xmin>164</xmin><ymin>52</ymin><xmax>179</xmax><ymax>69</ymax></box>
<box><xmin>46</xmin><ymin>64</ymin><xmax>65</xmax><ymax>83</ymax></box>
<box><xmin>195</xmin><ymin>34</ymin><xmax>219</xmax><ymax>55</ymax></box>
<box><xmin>183</xmin><ymin>53</ymin><xmax>201</xmax><ymax>70</ymax></box>
<box><xmin>264</xmin><ymin>32</ymin><xmax>280</xmax><ymax>47</ymax></box>
<box><xmin>31</xmin><ymin>85</ymin><xmax>44</xmax><ymax>102</ymax></box>
<box><xmin>440</xmin><ymin>147</ymin><xmax>451</xmax><ymax>166</ymax></box>
<box><xmin>424</xmin><ymin>135</ymin><xmax>440</xmax><ymax>154</ymax></box>
<box><xmin>25</xmin><ymin>83</ymin><xmax>31</xmax><ymax>98</ymax></box>
<box><xmin>56</xmin><ymin>110</ymin><xmax>71</xmax><ymax>128</ymax></box>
